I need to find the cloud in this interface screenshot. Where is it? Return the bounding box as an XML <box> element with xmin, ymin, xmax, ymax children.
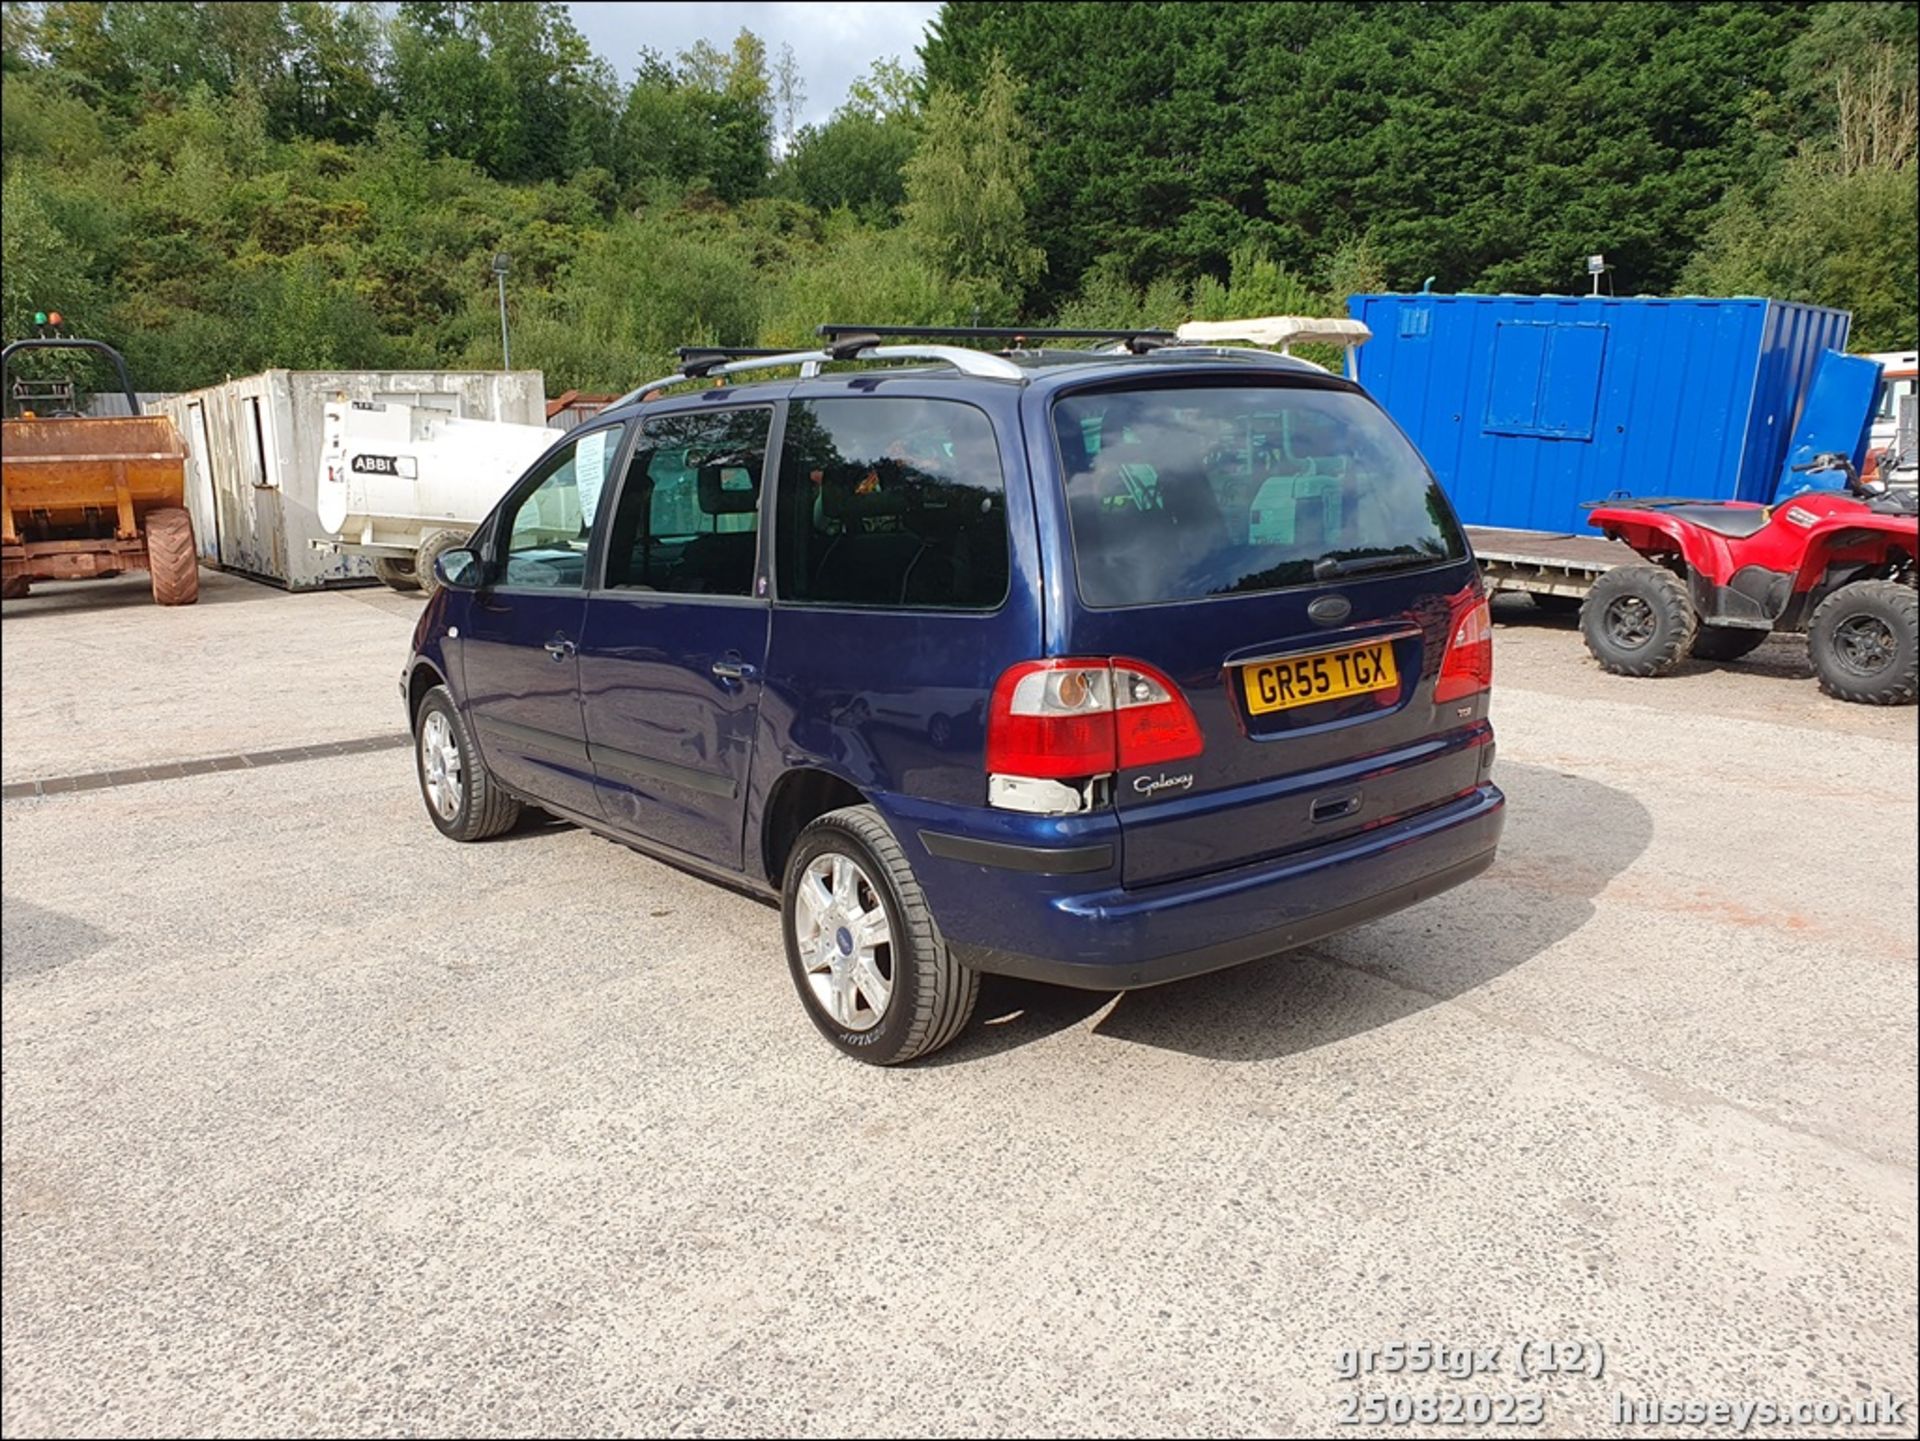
<box><xmin>567</xmin><ymin>2</ymin><xmax>942</xmax><ymax>130</ymax></box>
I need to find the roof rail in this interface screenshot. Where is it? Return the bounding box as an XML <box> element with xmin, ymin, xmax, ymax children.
<box><xmin>818</xmin><ymin>323</ymin><xmax>1176</xmax><ymax>355</ymax></box>
<box><xmin>606</xmin><ymin>335</ymin><xmax>1024</xmax><ymax>410</ymax></box>
<box><xmin>676</xmin><ymin>345</ymin><xmax>795</xmax><ymax>378</ymax></box>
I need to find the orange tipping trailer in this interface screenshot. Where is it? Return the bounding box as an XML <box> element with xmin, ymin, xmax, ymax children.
<box><xmin>1</xmin><ymin>338</ymin><xmax>197</xmax><ymax>604</ymax></box>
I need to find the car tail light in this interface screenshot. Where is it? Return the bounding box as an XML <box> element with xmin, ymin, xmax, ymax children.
<box><xmin>987</xmin><ymin>657</ymin><xmax>1203</xmax><ymax>810</ymax></box>
<box><xmin>987</xmin><ymin>659</ymin><xmax>1117</xmax><ymax>779</ymax></box>
<box><xmin>1434</xmin><ymin>584</ymin><xmax>1493</xmax><ymax>703</ymax></box>
<box><xmin>1112</xmin><ymin>661</ymin><xmax>1205</xmax><ymax>767</ymax></box>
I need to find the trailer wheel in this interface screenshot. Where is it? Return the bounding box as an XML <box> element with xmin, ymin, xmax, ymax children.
<box><xmin>1808</xmin><ymin>580</ymin><xmax>1918</xmax><ymax>705</ymax></box>
<box><xmin>414</xmin><ymin>529</ymin><xmax>471</xmax><ymax>601</ymax></box>
<box><xmin>145</xmin><ymin>508</ymin><xmax>199</xmax><ymax>607</ymax></box>
<box><xmin>1580</xmin><ymin>564</ymin><xmax>1695</xmax><ymax>677</ymax></box>
<box><xmin>1689</xmin><ymin>624</ymin><xmax>1770</xmax><ymax>663</ymax></box>
<box><xmin>1</xmin><ymin>575</ymin><xmax>28</xmax><ymax>600</ymax></box>
<box><xmin>372</xmin><ymin>557</ymin><xmax>421</xmax><ymax>592</ymax></box>
<box><xmin>1530</xmin><ymin>593</ymin><xmax>1583</xmax><ymax>616</ymax></box>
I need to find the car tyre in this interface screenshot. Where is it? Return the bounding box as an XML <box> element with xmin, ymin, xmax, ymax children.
<box><xmin>1808</xmin><ymin>580</ymin><xmax>1918</xmax><ymax>705</ymax></box>
<box><xmin>1689</xmin><ymin>624</ymin><xmax>1770</xmax><ymax>663</ymax></box>
<box><xmin>415</xmin><ymin>684</ymin><xmax>522</xmax><ymax>839</ymax></box>
<box><xmin>782</xmin><ymin>805</ymin><xmax>979</xmax><ymax>1065</ymax></box>
<box><xmin>1580</xmin><ymin>564</ymin><xmax>1697</xmax><ymax>677</ymax></box>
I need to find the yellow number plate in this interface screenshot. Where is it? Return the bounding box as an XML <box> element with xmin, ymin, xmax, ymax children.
<box><xmin>1242</xmin><ymin>642</ymin><xmax>1399</xmax><ymax>715</ymax></box>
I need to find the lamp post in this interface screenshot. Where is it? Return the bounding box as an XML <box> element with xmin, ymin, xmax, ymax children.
<box><xmin>491</xmin><ymin>252</ymin><xmax>512</xmax><ymax>369</ymax></box>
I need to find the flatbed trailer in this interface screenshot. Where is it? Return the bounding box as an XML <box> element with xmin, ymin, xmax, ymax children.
<box><xmin>1466</xmin><ymin>525</ymin><xmax>1637</xmax><ymax>604</ymax></box>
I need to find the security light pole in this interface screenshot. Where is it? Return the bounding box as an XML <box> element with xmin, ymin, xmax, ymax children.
<box><xmin>491</xmin><ymin>253</ymin><xmax>512</xmax><ymax>369</ymax></box>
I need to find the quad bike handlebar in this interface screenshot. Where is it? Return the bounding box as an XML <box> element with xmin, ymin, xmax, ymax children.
<box><xmin>1790</xmin><ymin>450</ymin><xmax>1885</xmax><ymax>498</ymax></box>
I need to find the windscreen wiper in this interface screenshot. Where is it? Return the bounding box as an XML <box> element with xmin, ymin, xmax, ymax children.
<box><xmin>1312</xmin><ymin>552</ymin><xmax>1427</xmax><ymax>581</ymax></box>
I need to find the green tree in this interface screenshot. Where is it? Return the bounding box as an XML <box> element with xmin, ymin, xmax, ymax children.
<box><xmin>1682</xmin><ymin>38</ymin><xmax>1918</xmax><ymax>349</ymax></box>
<box><xmin>903</xmin><ymin>53</ymin><xmax>1043</xmax><ymax>316</ymax></box>
<box><xmin>923</xmin><ymin>1</ymin><xmax>1819</xmax><ymax>302</ymax></box>
<box><xmin>778</xmin><ymin>58</ymin><xmax>921</xmax><ymax>221</ymax></box>
<box><xmin>389</xmin><ymin>1</ymin><xmax>616</xmax><ymax>182</ymax></box>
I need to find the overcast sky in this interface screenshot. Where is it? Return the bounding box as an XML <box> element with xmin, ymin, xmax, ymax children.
<box><xmin>566</xmin><ymin>2</ymin><xmax>943</xmax><ymax>130</ymax></box>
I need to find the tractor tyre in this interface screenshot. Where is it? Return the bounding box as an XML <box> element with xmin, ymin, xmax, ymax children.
<box><xmin>372</xmin><ymin>557</ymin><xmax>421</xmax><ymax>592</ymax></box>
<box><xmin>1689</xmin><ymin>624</ymin><xmax>1770</xmax><ymax>663</ymax></box>
<box><xmin>1808</xmin><ymin>580</ymin><xmax>1918</xmax><ymax>705</ymax></box>
<box><xmin>1580</xmin><ymin>564</ymin><xmax>1696</xmax><ymax>677</ymax></box>
<box><xmin>146</xmin><ymin>508</ymin><xmax>199</xmax><ymax>607</ymax></box>
<box><xmin>414</xmin><ymin>529</ymin><xmax>471</xmax><ymax>602</ymax></box>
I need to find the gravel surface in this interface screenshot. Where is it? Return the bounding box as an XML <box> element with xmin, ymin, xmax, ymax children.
<box><xmin>3</xmin><ymin>573</ymin><xmax>1915</xmax><ymax>1437</ymax></box>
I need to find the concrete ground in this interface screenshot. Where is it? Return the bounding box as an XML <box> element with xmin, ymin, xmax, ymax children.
<box><xmin>2</xmin><ymin>574</ymin><xmax>1915</xmax><ymax>1438</ymax></box>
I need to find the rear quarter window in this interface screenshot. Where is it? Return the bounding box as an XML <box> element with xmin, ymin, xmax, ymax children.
<box><xmin>1053</xmin><ymin>383</ymin><xmax>1465</xmax><ymax>608</ymax></box>
<box><xmin>775</xmin><ymin>397</ymin><xmax>1009</xmax><ymax>610</ymax></box>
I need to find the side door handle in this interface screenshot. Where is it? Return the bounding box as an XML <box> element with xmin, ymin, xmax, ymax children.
<box><xmin>711</xmin><ymin>656</ymin><xmax>758</xmax><ymax>682</ymax></box>
<box><xmin>544</xmin><ymin>635</ymin><xmax>577</xmax><ymax>662</ymax></box>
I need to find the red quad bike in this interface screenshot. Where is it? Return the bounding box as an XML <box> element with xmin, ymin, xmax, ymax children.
<box><xmin>1580</xmin><ymin>454</ymin><xmax>1920</xmax><ymax>705</ymax></box>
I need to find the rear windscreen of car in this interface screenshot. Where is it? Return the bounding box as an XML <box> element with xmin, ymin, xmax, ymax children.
<box><xmin>1052</xmin><ymin>383</ymin><xmax>1467</xmax><ymax>608</ymax></box>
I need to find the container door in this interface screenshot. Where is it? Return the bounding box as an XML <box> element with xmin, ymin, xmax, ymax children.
<box><xmin>183</xmin><ymin>401</ymin><xmax>221</xmax><ymax>563</ymax></box>
<box><xmin>1774</xmin><ymin>350</ymin><xmax>1882</xmax><ymax>500</ymax></box>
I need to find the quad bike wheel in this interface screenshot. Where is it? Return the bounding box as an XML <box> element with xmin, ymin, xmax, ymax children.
<box><xmin>145</xmin><ymin>507</ymin><xmax>199</xmax><ymax>606</ymax></box>
<box><xmin>1689</xmin><ymin>624</ymin><xmax>1770</xmax><ymax>663</ymax></box>
<box><xmin>1580</xmin><ymin>564</ymin><xmax>1697</xmax><ymax>677</ymax></box>
<box><xmin>1807</xmin><ymin>580</ymin><xmax>1918</xmax><ymax>705</ymax></box>
<box><xmin>372</xmin><ymin>556</ymin><xmax>421</xmax><ymax>591</ymax></box>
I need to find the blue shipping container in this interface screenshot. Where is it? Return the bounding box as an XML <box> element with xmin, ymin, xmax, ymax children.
<box><xmin>1345</xmin><ymin>293</ymin><xmax>1851</xmax><ymax>533</ymax></box>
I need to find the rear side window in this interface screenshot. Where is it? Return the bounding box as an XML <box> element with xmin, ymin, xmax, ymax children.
<box><xmin>775</xmin><ymin>398</ymin><xmax>1008</xmax><ymax>609</ymax></box>
<box><xmin>1053</xmin><ymin>384</ymin><xmax>1465</xmax><ymax>608</ymax></box>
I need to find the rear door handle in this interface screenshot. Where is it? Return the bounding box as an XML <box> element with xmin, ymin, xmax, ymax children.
<box><xmin>1311</xmin><ymin>793</ymin><xmax>1362</xmax><ymax>823</ymax></box>
<box><xmin>544</xmin><ymin>636</ymin><xmax>576</xmax><ymax>661</ymax></box>
<box><xmin>711</xmin><ymin>657</ymin><xmax>758</xmax><ymax>681</ymax></box>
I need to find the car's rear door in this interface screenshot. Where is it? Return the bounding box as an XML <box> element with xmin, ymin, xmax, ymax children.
<box><xmin>578</xmin><ymin>403</ymin><xmax>776</xmax><ymax>866</ymax></box>
<box><xmin>1044</xmin><ymin>376</ymin><xmax>1491</xmax><ymax>888</ymax></box>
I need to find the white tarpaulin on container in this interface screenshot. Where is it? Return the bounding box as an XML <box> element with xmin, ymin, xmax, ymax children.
<box><xmin>1174</xmin><ymin>316</ymin><xmax>1373</xmax><ymax>349</ymax></box>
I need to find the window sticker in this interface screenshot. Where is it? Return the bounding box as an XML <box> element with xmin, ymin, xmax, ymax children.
<box><xmin>575</xmin><ymin>429</ymin><xmax>611</xmax><ymax>524</ymax></box>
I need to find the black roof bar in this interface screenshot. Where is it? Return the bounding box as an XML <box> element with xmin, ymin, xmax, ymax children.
<box><xmin>676</xmin><ymin>345</ymin><xmax>796</xmax><ymax>378</ymax></box>
<box><xmin>816</xmin><ymin>323</ymin><xmax>1176</xmax><ymax>354</ymax></box>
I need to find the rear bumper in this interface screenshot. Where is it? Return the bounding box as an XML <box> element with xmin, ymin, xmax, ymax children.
<box><xmin>940</xmin><ymin>783</ymin><xmax>1504</xmax><ymax>990</ymax></box>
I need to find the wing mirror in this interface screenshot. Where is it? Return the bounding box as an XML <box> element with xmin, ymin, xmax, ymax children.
<box><xmin>433</xmin><ymin>547</ymin><xmax>482</xmax><ymax>591</ymax></box>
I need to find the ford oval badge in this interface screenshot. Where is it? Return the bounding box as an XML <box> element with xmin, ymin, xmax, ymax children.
<box><xmin>1307</xmin><ymin>594</ymin><xmax>1352</xmax><ymax>625</ymax></box>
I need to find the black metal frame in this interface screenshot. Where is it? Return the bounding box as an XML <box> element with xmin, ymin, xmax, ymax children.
<box><xmin>676</xmin><ymin>346</ymin><xmax>799</xmax><ymax>378</ymax></box>
<box><xmin>1</xmin><ymin>338</ymin><xmax>141</xmax><ymax>417</ymax></box>
<box><xmin>815</xmin><ymin>323</ymin><xmax>1176</xmax><ymax>355</ymax></box>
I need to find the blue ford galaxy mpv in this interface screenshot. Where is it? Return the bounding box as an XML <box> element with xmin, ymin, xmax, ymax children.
<box><xmin>402</xmin><ymin>326</ymin><xmax>1504</xmax><ymax>1063</ymax></box>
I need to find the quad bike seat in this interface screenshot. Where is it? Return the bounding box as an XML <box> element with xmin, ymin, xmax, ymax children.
<box><xmin>1656</xmin><ymin>504</ymin><xmax>1774</xmax><ymax>538</ymax></box>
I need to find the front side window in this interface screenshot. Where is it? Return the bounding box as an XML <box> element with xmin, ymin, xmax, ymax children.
<box><xmin>1053</xmin><ymin>384</ymin><xmax>1466</xmax><ymax>608</ymax></box>
<box><xmin>498</xmin><ymin>427</ymin><xmax>622</xmax><ymax>589</ymax></box>
<box><xmin>775</xmin><ymin>397</ymin><xmax>1008</xmax><ymax>609</ymax></box>
<box><xmin>603</xmin><ymin>408</ymin><xmax>771</xmax><ymax>595</ymax></box>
